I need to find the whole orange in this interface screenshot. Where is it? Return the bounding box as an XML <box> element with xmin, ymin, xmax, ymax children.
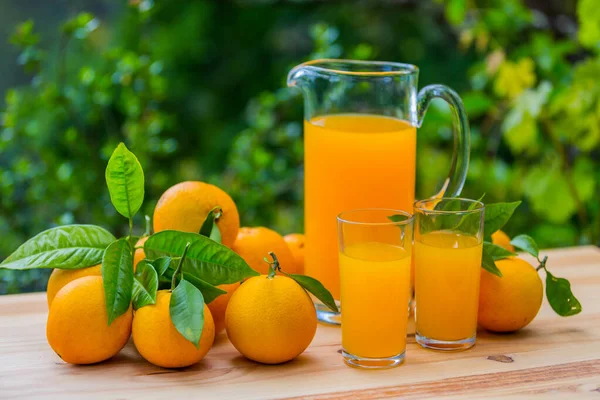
<box><xmin>46</xmin><ymin>276</ymin><xmax>133</xmax><ymax>364</ymax></box>
<box><xmin>478</xmin><ymin>257</ymin><xmax>543</xmax><ymax>332</ymax></box>
<box><xmin>226</xmin><ymin>274</ymin><xmax>317</xmax><ymax>364</ymax></box>
<box><xmin>132</xmin><ymin>290</ymin><xmax>215</xmax><ymax>368</ymax></box>
<box><xmin>491</xmin><ymin>230</ymin><xmax>515</xmax><ymax>252</ymax></box>
<box><xmin>46</xmin><ymin>264</ymin><xmax>102</xmax><ymax>307</ymax></box>
<box><xmin>283</xmin><ymin>233</ymin><xmax>305</xmax><ymax>274</ymax></box>
<box><xmin>133</xmin><ymin>236</ymin><xmax>148</xmax><ymax>270</ymax></box>
<box><xmin>232</xmin><ymin>227</ymin><xmax>297</xmax><ymax>275</ymax></box>
<box><xmin>153</xmin><ymin>181</ymin><xmax>240</xmax><ymax>247</ymax></box>
<box><xmin>207</xmin><ymin>282</ymin><xmax>241</xmax><ymax>335</ymax></box>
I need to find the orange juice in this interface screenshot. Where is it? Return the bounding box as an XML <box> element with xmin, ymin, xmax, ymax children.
<box><xmin>305</xmin><ymin>114</ymin><xmax>416</xmax><ymax>299</ymax></box>
<box><xmin>415</xmin><ymin>231</ymin><xmax>482</xmax><ymax>341</ymax></box>
<box><xmin>340</xmin><ymin>242</ymin><xmax>411</xmax><ymax>358</ymax></box>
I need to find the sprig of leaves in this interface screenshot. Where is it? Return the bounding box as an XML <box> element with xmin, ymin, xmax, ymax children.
<box><xmin>144</xmin><ymin>230</ymin><xmax>258</xmax><ymax>286</ymax></box>
<box><xmin>511</xmin><ymin>234</ymin><xmax>582</xmax><ymax>317</ymax></box>
<box><xmin>265</xmin><ymin>252</ymin><xmax>338</xmax><ymax>313</ymax></box>
<box><xmin>102</xmin><ymin>142</ymin><xmax>145</xmax><ymax>322</ymax></box>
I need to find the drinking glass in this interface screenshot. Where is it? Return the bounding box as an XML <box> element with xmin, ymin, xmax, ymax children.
<box><xmin>337</xmin><ymin>209</ymin><xmax>413</xmax><ymax>369</ymax></box>
<box><xmin>414</xmin><ymin>198</ymin><xmax>484</xmax><ymax>351</ymax></box>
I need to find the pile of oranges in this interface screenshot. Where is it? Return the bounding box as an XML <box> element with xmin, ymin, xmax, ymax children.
<box><xmin>45</xmin><ymin>181</ymin><xmax>313</xmax><ymax>368</ymax></box>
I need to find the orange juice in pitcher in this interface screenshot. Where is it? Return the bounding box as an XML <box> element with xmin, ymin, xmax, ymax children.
<box><xmin>305</xmin><ymin>114</ymin><xmax>416</xmax><ymax>299</ymax></box>
<box><xmin>288</xmin><ymin>60</ymin><xmax>470</xmax><ymax>324</ymax></box>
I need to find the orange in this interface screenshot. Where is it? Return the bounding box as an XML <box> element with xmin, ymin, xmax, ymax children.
<box><xmin>207</xmin><ymin>282</ymin><xmax>240</xmax><ymax>335</ymax></box>
<box><xmin>46</xmin><ymin>276</ymin><xmax>133</xmax><ymax>364</ymax></box>
<box><xmin>478</xmin><ymin>257</ymin><xmax>543</xmax><ymax>332</ymax></box>
<box><xmin>283</xmin><ymin>233</ymin><xmax>305</xmax><ymax>274</ymax></box>
<box><xmin>134</xmin><ymin>236</ymin><xmax>148</xmax><ymax>270</ymax></box>
<box><xmin>132</xmin><ymin>290</ymin><xmax>215</xmax><ymax>368</ymax></box>
<box><xmin>153</xmin><ymin>181</ymin><xmax>240</xmax><ymax>247</ymax></box>
<box><xmin>225</xmin><ymin>274</ymin><xmax>317</xmax><ymax>364</ymax></box>
<box><xmin>491</xmin><ymin>230</ymin><xmax>515</xmax><ymax>252</ymax></box>
<box><xmin>232</xmin><ymin>227</ymin><xmax>297</xmax><ymax>275</ymax></box>
<box><xmin>46</xmin><ymin>264</ymin><xmax>101</xmax><ymax>307</ymax></box>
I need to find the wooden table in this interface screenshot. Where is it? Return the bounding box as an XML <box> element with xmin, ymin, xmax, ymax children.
<box><xmin>1</xmin><ymin>246</ymin><xmax>599</xmax><ymax>399</ymax></box>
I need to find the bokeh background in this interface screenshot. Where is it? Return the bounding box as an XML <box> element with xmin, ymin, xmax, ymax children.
<box><xmin>1</xmin><ymin>0</ymin><xmax>598</xmax><ymax>293</ymax></box>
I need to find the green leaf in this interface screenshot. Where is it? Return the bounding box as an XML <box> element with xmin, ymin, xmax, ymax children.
<box><xmin>483</xmin><ymin>201</ymin><xmax>521</xmax><ymax>239</ymax></box>
<box><xmin>145</xmin><ymin>230</ymin><xmax>258</xmax><ymax>285</ymax></box>
<box><xmin>483</xmin><ymin>242</ymin><xmax>515</xmax><ymax>260</ymax></box>
<box><xmin>105</xmin><ymin>142</ymin><xmax>145</xmax><ymax>220</ymax></box>
<box><xmin>150</xmin><ymin>256</ymin><xmax>172</xmax><ymax>276</ymax></box>
<box><xmin>481</xmin><ymin>250</ymin><xmax>503</xmax><ymax>277</ymax></box>
<box><xmin>132</xmin><ymin>260</ymin><xmax>158</xmax><ymax>310</ymax></box>
<box><xmin>199</xmin><ymin>208</ymin><xmax>222</xmax><ymax>244</ymax></box>
<box><xmin>162</xmin><ymin>266</ymin><xmax>226</xmax><ymax>304</ymax></box>
<box><xmin>170</xmin><ymin>279</ymin><xmax>205</xmax><ymax>347</ymax></box>
<box><xmin>545</xmin><ymin>270</ymin><xmax>582</xmax><ymax>316</ymax></box>
<box><xmin>287</xmin><ymin>273</ymin><xmax>338</xmax><ymax>313</ymax></box>
<box><xmin>0</xmin><ymin>225</ymin><xmax>115</xmax><ymax>270</ymax></box>
<box><xmin>102</xmin><ymin>239</ymin><xmax>134</xmax><ymax>325</ymax></box>
<box><xmin>510</xmin><ymin>234</ymin><xmax>539</xmax><ymax>258</ymax></box>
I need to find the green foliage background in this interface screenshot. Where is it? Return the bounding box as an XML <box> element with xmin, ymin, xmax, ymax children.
<box><xmin>1</xmin><ymin>0</ymin><xmax>599</xmax><ymax>294</ymax></box>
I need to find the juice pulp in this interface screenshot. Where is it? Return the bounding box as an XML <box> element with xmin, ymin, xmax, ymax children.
<box><xmin>415</xmin><ymin>231</ymin><xmax>483</xmax><ymax>341</ymax></box>
<box><xmin>304</xmin><ymin>114</ymin><xmax>416</xmax><ymax>299</ymax></box>
<box><xmin>340</xmin><ymin>242</ymin><xmax>411</xmax><ymax>358</ymax></box>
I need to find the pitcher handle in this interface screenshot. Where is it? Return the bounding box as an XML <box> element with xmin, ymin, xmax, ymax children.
<box><xmin>417</xmin><ymin>84</ymin><xmax>470</xmax><ymax>198</ymax></box>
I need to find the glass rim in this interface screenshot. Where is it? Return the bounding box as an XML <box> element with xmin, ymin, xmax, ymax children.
<box><xmin>298</xmin><ymin>59</ymin><xmax>418</xmax><ymax>77</ymax></box>
<box><xmin>414</xmin><ymin>197</ymin><xmax>485</xmax><ymax>215</ymax></box>
<box><xmin>337</xmin><ymin>208</ymin><xmax>414</xmax><ymax>226</ymax></box>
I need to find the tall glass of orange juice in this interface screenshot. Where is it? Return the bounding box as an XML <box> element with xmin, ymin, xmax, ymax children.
<box><xmin>287</xmin><ymin>60</ymin><xmax>471</xmax><ymax>324</ymax></box>
<box><xmin>337</xmin><ymin>209</ymin><xmax>413</xmax><ymax>368</ymax></box>
<box><xmin>414</xmin><ymin>198</ymin><xmax>484</xmax><ymax>350</ymax></box>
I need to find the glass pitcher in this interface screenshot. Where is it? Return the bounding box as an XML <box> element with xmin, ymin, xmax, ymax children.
<box><xmin>287</xmin><ymin>59</ymin><xmax>470</xmax><ymax>325</ymax></box>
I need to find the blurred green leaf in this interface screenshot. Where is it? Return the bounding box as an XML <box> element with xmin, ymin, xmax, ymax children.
<box><xmin>445</xmin><ymin>0</ymin><xmax>467</xmax><ymax>26</ymax></box>
<box><xmin>62</xmin><ymin>13</ymin><xmax>99</xmax><ymax>39</ymax></box>
<box><xmin>523</xmin><ymin>162</ymin><xmax>580</xmax><ymax>224</ymax></box>
<box><xmin>462</xmin><ymin>92</ymin><xmax>494</xmax><ymax>118</ymax></box>
<box><xmin>503</xmin><ymin>112</ymin><xmax>539</xmax><ymax>154</ymax></box>
<box><xmin>577</xmin><ymin>0</ymin><xmax>600</xmax><ymax>50</ymax></box>
<box><xmin>10</xmin><ymin>20</ymin><xmax>39</xmax><ymax>47</ymax></box>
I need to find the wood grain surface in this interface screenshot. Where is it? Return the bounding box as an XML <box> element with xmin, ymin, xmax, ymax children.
<box><xmin>1</xmin><ymin>246</ymin><xmax>599</xmax><ymax>399</ymax></box>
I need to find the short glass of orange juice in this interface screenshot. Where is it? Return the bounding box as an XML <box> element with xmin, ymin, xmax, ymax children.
<box><xmin>414</xmin><ymin>198</ymin><xmax>484</xmax><ymax>351</ymax></box>
<box><xmin>337</xmin><ymin>209</ymin><xmax>413</xmax><ymax>369</ymax></box>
